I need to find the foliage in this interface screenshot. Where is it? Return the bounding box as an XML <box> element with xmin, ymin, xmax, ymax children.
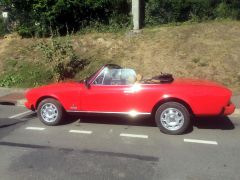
<box><xmin>0</xmin><ymin>58</ymin><xmax>53</xmax><ymax>88</ymax></box>
<box><xmin>1</xmin><ymin>0</ymin><xmax>240</xmax><ymax>36</ymax></box>
<box><xmin>145</xmin><ymin>0</ymin><xmax>240</xmax><ymax>25</ymax></box>
<box><xmin>214</xmin><ymin>2</ymin><xmax>240</xmax><ymax>19</ymax></box>
<box><xmin>0</xmin><ymin>17</ymin><xmax>8</xmax><ymax>36</ymax></box>
<box><xmin>2</xmin><ymin>0</ymin><xmax>131</xmax><ymax>37</ymax></box>
<box><xmin>38</xmin><ymin>36</ymin><xmax>88</xmax><ymax>81</ymax></box>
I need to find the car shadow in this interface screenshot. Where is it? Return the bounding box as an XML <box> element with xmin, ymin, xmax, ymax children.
<box><xmin>72</xmin><ymin>114</ymin><xmax>156</xmax><ymax>127</ymax></box>
<box><xmin>193</xmin><ymin>116</ymin><xmax>235</xmax><ymax>130</ymax></box>
<box><xmin>70</xmin><ymin>114</ymin><xmax>235</xmax><ymax>132</ymax></box>
<box><xmin>23</xmin><ymin>113</ymin><xmax>84</xmax><ymax>126</ymax></box>
<box><xmin>23</xmin><ymin>112</ymin><xmax>235</xmax><ymax>132</ymax></box>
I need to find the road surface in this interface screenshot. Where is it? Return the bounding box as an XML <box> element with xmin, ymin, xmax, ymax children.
<box><xmin>0</xmin><ymin>105</ymin><xmax>239</xmax><ymax>180</ymax></box>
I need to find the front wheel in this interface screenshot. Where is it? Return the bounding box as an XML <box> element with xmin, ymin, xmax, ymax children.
<box><xmin>37</xmin><ymin>98</ymin><xmax>65</xmax><ymax>126</ymax></box>
<box><xmin>155</xmin><ymin>102</ymin><xmax>191</xmax><ymax>135</ymax></box>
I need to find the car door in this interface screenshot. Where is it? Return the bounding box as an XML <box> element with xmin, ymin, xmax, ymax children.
<box><xmin>122</xmin><ymin>84</ymin><xmax>162</xmax><ymax>113</ymax></box>
<box><xmin>81</xmin><ymin>85</ymin><xmax>132</xmax><ymax>112</ymax></box>
<box><xmin>80</xmin><ymin>67</ymin><xmax>133</xmax><ymax>113</ymax></box>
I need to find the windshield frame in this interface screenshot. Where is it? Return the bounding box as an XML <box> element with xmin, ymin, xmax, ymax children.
<box><xmin>85</xmin><ymin>64</ymin><xmax>122</xmax><ymax>85</ymax></box>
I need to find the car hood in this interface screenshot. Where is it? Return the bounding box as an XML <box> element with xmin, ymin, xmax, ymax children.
<box><xmin>26</xmin><ymin>81</ymin><xmax>84</xmax><ymax>94</ymax></box>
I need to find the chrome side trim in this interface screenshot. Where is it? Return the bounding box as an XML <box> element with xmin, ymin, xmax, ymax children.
<box><xmin>66</xmin><ymin>110</ymin><xmax>151</xmax><ymax>115</ymax></box>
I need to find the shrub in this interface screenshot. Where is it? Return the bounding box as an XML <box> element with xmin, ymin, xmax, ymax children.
<box><xmin>17</xmin><ymin>25</ymin><xmax>35</xmax><ymax>38</ymax></box>
<box><xmin>214</xmin><ymin>2</ymin><xmax>239</xmax><ymax>19</ymax></box>
<box><xmin>0</xmin><ymin>58</ymin><xmax>53</xmax><ymax>88</ymax></box>
<box><xmin>3</xmin><ymin>0</ymin><xmax>240</xmax><ymax>36</ymax></box>
<box><xmin>145</xmin><ymin>0</ymin><xmax>212</xmax><ymax>25</ymax></box>
<box><xmin>0</xmin><ymin>17</ymin><xmax>7</xmax><ymax>37</ymax></box>
<box><xmin>38</xmin><ymin>36</ymin><xmax>88</xmax><ymax>81</ymax></box>
<box><xmin>5</xmin><ymin>0</ymin><xmax>131</xmax><ymax>37</ymax></box>
<box><xmin>145</xmin><ymin>0</ymin><xmax>240</xmax><ymax>25</ymax></box>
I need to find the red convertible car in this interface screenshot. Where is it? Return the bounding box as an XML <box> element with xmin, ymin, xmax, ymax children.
<box><xmin>25</xmin><ymin>64</ymin><xmax>235</xmax><ymax>135</ymax></box>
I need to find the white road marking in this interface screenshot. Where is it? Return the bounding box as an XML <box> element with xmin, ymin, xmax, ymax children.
<box><xmin>184</xmin><ymin>138</ymin><xmax>218</xmax><ymax>145</ymax></box>
<box><xmin>69</xmin><ymin>130</ymin><xmax>92</xmax><ymax>134</ymax></box>
<box><xmin>9</xmin><ymin>110</ymin><xmax>32</xmax><ymax>119</ymax></box>
<box><xmin>25</xmin><ymin>127</ymin><xmax>45</xmax><ymax>131</ymax></box>
<box><xmin>120</xmin><ymin>133</ymin><xmax>148</xmax><ymax>139</ymax></box>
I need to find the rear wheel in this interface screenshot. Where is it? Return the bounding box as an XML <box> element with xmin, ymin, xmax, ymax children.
<box><xmin>37</xmin><ymin>98</ymin><xmax>65</xmax><ymax>126</ymax></box>
<box><xmin>155</xmin><ymin>102</ymin><xmax>191</xmax><ymax>135</ymax></box>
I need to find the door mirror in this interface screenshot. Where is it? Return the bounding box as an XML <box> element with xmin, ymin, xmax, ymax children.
<box><xmin>84</xmin><ymin>79</ymin><xmax>91</xmax><ymax>89</ymax></box>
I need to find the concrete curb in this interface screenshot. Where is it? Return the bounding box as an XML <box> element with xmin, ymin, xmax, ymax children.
<box><xmin>16</xmin><ymin>99</ymin><xmax>26</xmax><ymax>106</ymax></box>
<box><xmin>231</xmin><ymin>108</ymin><xmax>240</xmax><ymax>116</ymax></box>
<box><xmin>0</xmin><ymin>87</ymin><xmax>27</xmax><ymax>99</ymax></box>
<box><xmin>0</xmin><ymin>87</ymin><xmax>27</xmax><ymax>93</ymax></box>
<box><xmin>0</xmin><ymin>91</ymin><xmax>26</xmax><ymax>106</ymax></box>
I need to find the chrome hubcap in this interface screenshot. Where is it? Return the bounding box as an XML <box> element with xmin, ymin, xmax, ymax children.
<box><xmin>41</xmin><ymin>103</ymin><xmax>58</xmax><ymax>123</ymax></box>
<box><xmin>160</xmin><ymin>108</ymin><xmax>184</xmax><ymax>131</ymax></box>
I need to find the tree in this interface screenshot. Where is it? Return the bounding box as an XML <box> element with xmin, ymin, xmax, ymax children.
<box><xmin>2</xmin><ymin>0</ymin><xmax>131</xmax><ymax>37</ymax></box>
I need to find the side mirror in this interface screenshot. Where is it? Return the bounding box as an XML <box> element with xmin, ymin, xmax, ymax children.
<box><xmin>84</xmin><ymin>79</ymin><xmax>91</xmax><ymax>89</ymax></box>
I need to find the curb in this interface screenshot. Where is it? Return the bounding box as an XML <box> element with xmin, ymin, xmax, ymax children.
<box><xmin>0</xmin><ymin>92</ymin><xmax>26</xmax><ymax>106</ymax></box>
<box><xmin>231</xmin><ymin>108</ymin><xmax>240</xmax><ymax>117</ymax></box>
<box><xmin>0</xmin><ymin>87</ymin><xmax>27</xmax><ymax>93</ymax></box>
<box><xmin>16</xmin><ymin>99</ymin><xmax>26</xmax><ymax>106</ymax></box>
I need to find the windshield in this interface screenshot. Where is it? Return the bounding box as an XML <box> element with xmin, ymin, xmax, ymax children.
<box><xmin>84</xmin><ymin>64</ymin><xmax>122</xmax><ymax>84</ymax></box>
<box><xmin>93</xmin><ymin>67</ymin><xmax>137</xmax><ymax>85</ymax></box>
<box><xmin>86</xmin><ymin>69</ymin><xmax>101</xmax><ymax>82</ymax></box>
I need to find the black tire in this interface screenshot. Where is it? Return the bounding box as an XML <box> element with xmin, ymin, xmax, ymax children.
<box><xmin>155</xmin><ymin>102</ymin><xmax>191</xmax><ymax>135</ymax></box>
<box><xmin>37</xmin><ymin>98</ymin><xmax>65</xmax><ymax>126</ymax></box>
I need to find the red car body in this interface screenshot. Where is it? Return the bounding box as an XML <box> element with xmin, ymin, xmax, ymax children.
<box><xmin>25</xmin><ymin>65</ymin><xmax>235</xmax><ymax>117</ymax></box>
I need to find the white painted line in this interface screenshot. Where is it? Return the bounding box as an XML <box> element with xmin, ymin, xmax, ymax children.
<box><xmin>69</xmin><ymin>130</ymin><xmax>92</xmax><ymax>134</ymax></box>
<box><xmin>9</xmin><ymin>110</ymin><xmax>32</xmax><ymax>119</ymax></box>
<box><xmin>26</xmin><ymin>127</ymin><xmax>45</xmax><ymax>131</ymax></box>
<box><xmin>120</xmin><ymin>133</ymin><xmax>148</xmax><ymax>139</ymax></box>
<box><xmin>184</xmin><ymin>139</ymin><xmax>218</xmax><ymax>145</ymax></box>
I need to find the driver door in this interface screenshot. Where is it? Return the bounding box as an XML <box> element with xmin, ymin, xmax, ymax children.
<box><xmin>80</xmin><ymin>67</ymin><xmax>133</xmax><ymax>113</ymax></box>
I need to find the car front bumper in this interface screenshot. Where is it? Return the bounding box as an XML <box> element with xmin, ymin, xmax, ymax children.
<box><xmin>223</xmin><ymin>103</ymin><xmax>235</xmax><ymax>115</ymax></box>
<box><xmin>24</xmin><ymin>101</ymin><xmax>35</xmax><ymax>111</ymax></box>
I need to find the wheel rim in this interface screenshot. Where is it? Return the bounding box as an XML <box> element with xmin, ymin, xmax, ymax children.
<box><xmin>40</xmin><ymin>103</ymin><xmax>58</xmax><ymax>123</ymax></box>
<box><xmin>160</xmin><ymin>108</ymin><xmax>184</xmax><ymax>131</ymax></box>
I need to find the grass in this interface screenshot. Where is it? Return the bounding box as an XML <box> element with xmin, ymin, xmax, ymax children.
<box><xmin>0</xmin><ymin>58</ymin><xmax>52</xmax><ymax>88</ymax></box>
<box><xmin>0</xmin><ymin>20</ymin><xmax>240</xmax><ymax>94</ymax></box>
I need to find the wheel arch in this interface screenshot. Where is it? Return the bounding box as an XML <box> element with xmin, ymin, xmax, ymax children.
<box><xmin>151</xmin><ymin>97</ymin><xmax>194</xmax><ymax>116</ymax></box>
<box><xmin>35</xmin><ymin>95</ymin><xmax>61</xmax><ymax>110</ymax></box>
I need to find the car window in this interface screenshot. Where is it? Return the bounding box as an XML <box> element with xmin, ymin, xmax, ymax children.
<box><xmin>93</xmin><ymin>68</ymin><xmax>108</xmax><ymax>85</ymax></box>
<box><xmin>121</xmin><ymin>69</ymin><xmax>137</xmax><ymax>85</ymax></box>
<box><xmin>93</xmin><ymin>68</ymin><xmax>137</xmax><ymax>85</ymax></box>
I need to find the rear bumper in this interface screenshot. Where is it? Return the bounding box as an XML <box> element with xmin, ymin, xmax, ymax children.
<box><xmin>223</xmin><ymin>103</ymin><xmax>235</xmax><ymax>116</ymax></box>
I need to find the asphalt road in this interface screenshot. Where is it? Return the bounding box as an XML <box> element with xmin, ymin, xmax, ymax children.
<box><xmin>0</xmin><ymin>105</ymin><xmax>240</xmax><ymax>180</ymax></box>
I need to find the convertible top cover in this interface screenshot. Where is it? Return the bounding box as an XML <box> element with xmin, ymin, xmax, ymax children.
<box><xmin>144</xmin><ymin>73</ymin><xmax>174</xmax><ymax>84</ymax></box>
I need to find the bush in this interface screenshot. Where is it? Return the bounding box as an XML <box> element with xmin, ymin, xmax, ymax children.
<box><xmin>214</xmin><ymin>2</ymin><xmax>239</xmax><ymax>19</ymax></box>
<box><xmin>145</xmin><ymin>0</ymin><xmax>213</xmax><ymax>25</ymax></box>
<box><xmin>5</xmin><ymin>0</ymin><xmax>131</xmax><ymax>37</ymax></box>
<box><xmin>0</xmin><ymin>17</ymin><xmax>8</xmax><ymax>37</ymax></box>
<box><xmin>0</xmin><ymin>58</ymin><xmax>53</xmax><ymax>88</ymax></box>
<box><xmin>145</xmin><ymin>0</ymin><xmax>240</xmax><ymax>25</ymax></box>
<box><xmin>3</xmin><ymin>0</ymin><xmax>240</xmax><ymax>36</ymax></box>
<box><xmin>17</xmin><ymin>25</ymin><xmax>35</xmax><ymax>38</ymax></box>
<box><xmin>38</xmin><ymin>36</ymin><xmax>88</xmax><ymax>81</ymax></box>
